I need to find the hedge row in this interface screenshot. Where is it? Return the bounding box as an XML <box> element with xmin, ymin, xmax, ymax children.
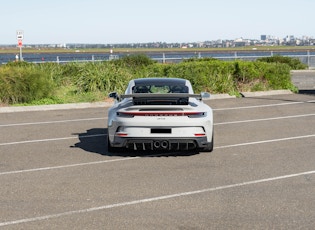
<box><xmin>0</xmin><ymin>55</ymin><xmax>300</xmax><ymax>104</ymax></box>
<box><xmin>0</xmin><ymin>62</ymin><xmax>54</xmax><ymax>104</ymax></box>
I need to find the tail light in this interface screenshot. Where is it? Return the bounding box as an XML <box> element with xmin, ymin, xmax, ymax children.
<box><xmin>117</xmin><ymin>111</ymin><xmax>206</xmax><ymax>117</ymax></box>
<box><xmin>194</xmin><ymin>133</ymin><xmax>206</xmax><ymax>136</ymax></box>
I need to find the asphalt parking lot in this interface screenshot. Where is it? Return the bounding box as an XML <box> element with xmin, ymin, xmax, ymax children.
<box><xmin>0</xmin><ymin>93</ymin><xmax>314</xmax><ymax>229</ymax></box>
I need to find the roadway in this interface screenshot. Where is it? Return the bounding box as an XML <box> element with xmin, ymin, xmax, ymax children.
<box><xmin>291</xmin><ymin>70</ymin><xmax>315</xmax><ymax>94</ymax></box>
<box><xmin>0</xmin><ymin>93</ymin><xmax>314</xmax><ymax>229</ymax></box>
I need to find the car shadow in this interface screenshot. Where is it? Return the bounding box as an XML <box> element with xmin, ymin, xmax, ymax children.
<box><xmin>71</xmin><ymin>128</ymin><xmax>200</xmax><ymax>157</ymax></box>
<box><xmin>298</xmin><ymin>89</ymin><xmax>315</xmax><ymax>95</ymax></box>
<box><xmin>71</xmin><ymin>128</ymin><xmax>107</xmax><ymax>155</ymax></box>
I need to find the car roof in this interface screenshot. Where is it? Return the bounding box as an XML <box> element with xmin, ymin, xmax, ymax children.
<box><xmin>134</xmin><ymin>78</ymin><xmax>187</xmax><ymax>86</ymax></box>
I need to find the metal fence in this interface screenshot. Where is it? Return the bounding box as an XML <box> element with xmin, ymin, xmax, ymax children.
<box><xmin>151</xmin><ymin>52</ymin><xmax>315</xmax><ymax>69</ymax></box>
<box><xmin>3</xmin><ymin>51</ymin><xmax>315</xmax><ymax>69</ymax></box>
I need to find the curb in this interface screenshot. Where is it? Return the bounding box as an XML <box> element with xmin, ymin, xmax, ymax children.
<box><xmin>0</xmin><ymin>102</ymin><xmax>112</xmax><ymax>113</ymax></box>
<box><xmin>0</xmin><ymin>90</ymin><xmax>293</xmax><ymax>113</ymax></box>
<box><xmin>240</xmin><ymin>90</ymin><xmax>293</xmax><ymax>97</ymax></box>
<box><xmin>209</xmin><ymin>94</ymin><xmax>236</xmax><ymax>100</ymax></box>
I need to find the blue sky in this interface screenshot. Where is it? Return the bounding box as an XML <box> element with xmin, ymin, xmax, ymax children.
<box><xmin>1</xmin><ymin>0</ymin><xmax>314</xmax><ymax>44</ymax></box>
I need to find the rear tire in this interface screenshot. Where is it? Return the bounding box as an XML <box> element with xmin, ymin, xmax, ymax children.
<box><xmin>200</xmin><ymin>133</ymin><xmax>214</xmax><ymax>152</ymax></box>
<box><xmin>107</xmin><ymin>136</ymin><xmax>124</xmax><ymax>153</ymax></box>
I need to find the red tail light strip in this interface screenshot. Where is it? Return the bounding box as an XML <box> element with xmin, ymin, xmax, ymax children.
<box><xmin>117</xmin><ymin>132</ymin><xmax>128</xmax><ymax>137</ymax></box>
<box><xmin>194</xmin><ymin>133</ymin><xmax>206</xmax><ymax>136</ymax></box>
<box><xmin>119</xmin><ymin>111</ymin><xmax>204</xmax><ymax>116</ymax></box>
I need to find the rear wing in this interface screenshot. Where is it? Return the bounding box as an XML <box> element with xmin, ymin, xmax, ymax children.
<box><xmin>121</xmin><ymin>93</ymin><xmax>202</xmax><ymax>99</ymax></box>
<box><xmin>109</xmin><ymin>92</ymin><xmax>210</xmax><ymax>105</ymax></box>
<box><xmin>121</xmin><ymin>93</ymin><xmax>204</xmax><ymax>105</ymax></box>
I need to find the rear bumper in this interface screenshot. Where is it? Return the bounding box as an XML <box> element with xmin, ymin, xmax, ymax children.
<box><xmin>110</xmin><ymin>136</ymin><xmax>211</xmax><ymax>151</ymax></box>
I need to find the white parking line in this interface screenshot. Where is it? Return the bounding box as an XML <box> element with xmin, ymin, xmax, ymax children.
<box><xmin>1</xmin><ymin>114</ymin><xmax>314</xmax><ymax>147</ymax></box>
<box><xmin>215</xmin><ymin>113</ymin><xmax>315</xmax><ymax>125</ymax></box>
<box><xmin>1</xmin><ymin>134</ymin><xmax>314</xmax><ymax>176</ymax></box>
<box><xmin>1</xmin><ymin>169</ymin><xmax>315</xmax><ymax>227</ymax></box>
<box><xmin>0</xmin><ymin>134</ymin><xmax>105</xmax><ymax>146</ymax></box>
<box><xmin>0</xmin><ymin>157</ymin><xmax>139</xmax><ymax>176</ymax></box>
<box><xmin>0</xmin><ymin>117</ymin><xmax>105</xmax><ymax>127</ymax></box>
<box><xmin>1</xmin><ymin>113</ymin><xmax>314</xmax><ymax>128</ymax></box>
<box><xmin>213</xmin><ymin>100</ymin><xmax>314</xmax><ymax>111</ymax></box>
<box><xmin>1</xmin><ymin>100</ymin><xmax>314</xmax><ymax>127</ymax></box>
<box><xmin>214</xmin><ymin>134</ymin><xmax>315</xmax><ymax>149</ymax></box>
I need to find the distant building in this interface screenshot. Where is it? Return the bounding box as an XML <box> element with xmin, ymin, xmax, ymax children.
<box><xmin>261</xmin><ymin>35</ymin><xmax>267</xmax><ymax>41</ymax></box>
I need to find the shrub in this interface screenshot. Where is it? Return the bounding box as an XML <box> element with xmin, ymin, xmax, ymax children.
<box><xmin>263</xmin><ymin>62</ymin><xmax>297</xmax><ymax>91</ymax></box>
<box><xmin>257</xmin><ymin>55</ymin><xmax>308</xmax><ymax>70</ymax></box>
<box><xmin>74</xmin><ymin>62</ymin><xmax>134</xmax><ymax>93</ymax></box>
<box><xmin>153</xmin><ymin>60</ymin><xmax>237</xmax><ymax>94</ymax></box>
<box><xmin>0</xmin><ymin>56</ymin><xmax>298</xmax><ymax>105</ymax></box>
<box><xmin>183</xmin><ymin>57</ymin><xmax>219</xmax><ymax>62</ymax></box>
<box><xmin>112</xmin><ymin>54</ymin><xmax>156</xmax><ymax>69</ymax></box>
<box><xmin>0</xmin><ymin>63</ymin><xmax>55</xmax><ymax>104</ymax></box>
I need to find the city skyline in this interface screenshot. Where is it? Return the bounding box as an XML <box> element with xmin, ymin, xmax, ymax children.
<box><xmin>1</xmin><ymin>0</ymin><xmax>314</xmax><ymax>45</ymax></box>
<box><xmin>1</xmin><ymin>34</ymin><xmax>314</xmax><ymax>49</ymax></box>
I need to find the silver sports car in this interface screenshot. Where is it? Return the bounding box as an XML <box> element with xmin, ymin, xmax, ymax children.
<box><xmin>107</xmin><ymin>78</ymin><xmax>214</xmax><ymax>152</ymax></box>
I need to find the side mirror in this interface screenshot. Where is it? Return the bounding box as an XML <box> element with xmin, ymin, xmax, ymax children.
<box><xmin>109</xmin><ymin>92</ymin><xmax>120</xmax><ymax>101</ymax></box>
<box><xmin>200</xmin><ymin>92</ymin><xmax>211</xmax><ymax>99</ymax></box>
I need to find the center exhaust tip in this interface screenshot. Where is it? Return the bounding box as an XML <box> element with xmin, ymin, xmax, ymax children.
<box><xmin>161</xmin><ymin>140</ymin><xmax>169</xmax><ymax>149</ymax></box>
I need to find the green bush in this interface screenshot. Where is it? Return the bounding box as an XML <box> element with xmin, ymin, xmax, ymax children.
<box><xmin>74</xmin><ymin>62</ymin><xmax>134</xmax><ymax>93</ymax></box>
<box><xmin>263</xmin><ymin>63</ymin><xmax>297</xmax><ymax>91</ymax></box>
<box><xmin>112</xmin><ymin>54</ymin><xmax>156</xmax><ymax>69</ymax></box>
<box><xmin>183</xmin><ymin>57</ymin><xmax>219</xmax><ymax>62</ymax></box>
<box><xmin>257</xmin><ymin>55</ymin><xmax>308</xmax><ymax>70</ymax></box>
<box><xmin>144</xmin><ymin>58</ymin><xmax>296</xmax><ymax>94</ymax></box>
<box><xmin>163</xmin><ymin>60</ymin><xmax>236</xmax><ymax>94</ymax></box>
<box><xmin>0</xmin><ymin>63</ymin><xmax>55</xmax><ymax>104</ymax></box>
<box><xmin>0</xmin><ymin>56</ymin><xmax>298</xmax><ymax>105</ymax></box>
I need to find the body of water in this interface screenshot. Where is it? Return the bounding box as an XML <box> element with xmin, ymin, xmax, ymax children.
<box><xmin>1</xmin><ymin>50</ymin><xmax>315</xmax><ymax>67</ymax></box>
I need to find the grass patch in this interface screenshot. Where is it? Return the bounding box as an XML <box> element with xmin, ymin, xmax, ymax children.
<box><xmin>1</xmin><ymin>55</ymin><xmax>300</xmax><ymax>106</ymax></box>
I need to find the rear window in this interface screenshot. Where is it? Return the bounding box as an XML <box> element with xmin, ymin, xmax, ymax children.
<box><xmin>133</xmin><ymin>84</ymin><xmax>188</xmax><ymax>94</ymax></box>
